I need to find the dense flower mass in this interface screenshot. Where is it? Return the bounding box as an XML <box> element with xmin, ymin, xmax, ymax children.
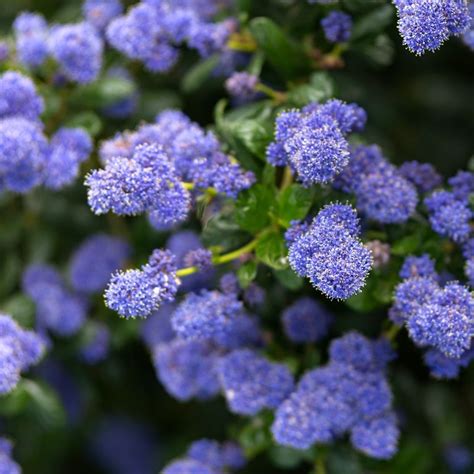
<box><xmin>272</xmin><ymin>332</ymin><xmax>398</xmax><ymax>459</ymax></box>
<box><xmin>394</xmin><ymin>0</ymin><xmax>470</xmax><ymax>55</ymax></box>
<box><xmin>0</xmin><ymin>0</ymin><xmax>473</xmax><ymax>471</ymax></box>
<box><xmin>0</xmin><ymin>314</ymin><xmax>44</xmax><ymax>394</ymax></box>
<box><xmin>288</xmin><ymin>203</ymin><xmax>372</xmax><ymax>299</ymax></box>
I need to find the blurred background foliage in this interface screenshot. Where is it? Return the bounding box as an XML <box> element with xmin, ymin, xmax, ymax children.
<box><xmin>0</xmin><ymin>1</ymin><xmax>473</xmax><ymax>473</ymax></box>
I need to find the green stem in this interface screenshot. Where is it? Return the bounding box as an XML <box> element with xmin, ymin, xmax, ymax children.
<box><xmin>385</xmin><ymin>323</ymin><xmax>402</xmax><ymax>342</ymax></box>
<box><xmin>315</xmin><ymin>456</ymin><xmax>326</xmax><ymax>474</ymax></box>
<box><xmin>280</xmin><ymin>166</ymin><xmax>293</xmax><ymax>190</ymax></box>
<box><xmin>176</xmin><ymin>238</ymin><xmax>259</xmax><ymax>277</ymax></box>
<box><xmin>227</xmin><ymin>32</ymin><xmax>257</xmax><ymax>52</ymax></box>
<box><xmin>255</xmin><ymin>83</ymin><xmax>287</xmax><ymax>103</ymax></box>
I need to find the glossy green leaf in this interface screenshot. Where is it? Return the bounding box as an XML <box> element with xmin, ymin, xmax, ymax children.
<box><xmin>277</xmin><ymin>184</ymin><xmax>314</xmax><ymax>226</ymax></box>
<box><xmin>237</xmin><ymin>260</ymin><xmax>257</xmax><ymax>288</ymax></box>
<box><xmin>235</xmin><ymin>184</ymin><xmax>274</xmax><ymax>232</ymax></box>
<box><xmin>256</xmin><ymin>230</ymin><xmax>288</xmax><ymax>270</ymax></box>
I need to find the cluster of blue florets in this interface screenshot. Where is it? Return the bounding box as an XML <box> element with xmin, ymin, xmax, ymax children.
<box><xmin>106</xmin><ymin>0</ymin><xmax>234</xmax><ymax>72</ymax></box>
<box><xmin>321</xmin><ymin>11</ymin><xmax>353</xmax><ymax>43</ymax></box>
<box><xmin>393</xmin><ymin>0</ymin><xmax>471</xmax><ymax>55</ymax></box>
<box><xmin>288</xmin><ymin>203</ymin><xmax>373</xmax><ymax>299</ymax></box>
<box><xmin>267</xmin><ymin>99</ymin><xmax>366</xmax><ymax>185</ymax></box>
<box><xmin>163</xmin><ymin>439</ymin><xmax>245</xmax><ymax>474</ymax></box>
<box><xmin>0</xmin><ymin>71</ymin><xmax>92</xmax><ymax>193</ymax></box>
<box><xmin>392</xmin><ymin>253</ymin><xmax>474</xmax><ymax>375</ymax></box>
<box><xmin>272</xmin><ymin>332</ymin><xmax>398</xmax><ymax>459</ymax></box>
<box><xmin>0</xmin><ymin>314</ymin><xmax>44</xmax><ymax>394</ymax></box>
<box><xmin>0</xmin><ymin>438</ymin><xmax>21</xmax><ymax>474</ymax></box>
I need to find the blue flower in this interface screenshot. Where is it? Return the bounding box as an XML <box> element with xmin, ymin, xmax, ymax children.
<box><xmin>105</xmin><ymin>249</ymin><xmax>179</xmax><ymax>318</ymax></box>
<box><xmin>399</xmin><ymin>160</ymin><xmax>442</xmax><ymax>193</ymax></box>
<box><xmin>282</xmin><ymin>297</ymin><xmax>333</xmax><ymax>343</ymax></box>
<box><xmin>69</xmin><ymin>233</ymin><xmax>130</xmax><ymax>293</ymax></box>
<box><xmin>217</xmin><ymin>349</ymin><xmax>294</xmax><ymax>415</ymax></box>
<box><xmin>0</xmin><ymin>437</ymin><xmax>20</xmax><ymax>474</ymax></box>
<box><xmin>225</xmin><ymin>72</ymin><xmax>259</xmax><ymax>101</ymax></box>
<box><xmin>44</xmin><ymin>127</ymin><xmax>92</xmax><ymax>189</ymax></box>
<box><xmin>321</xmin><ymin>11</ymin><xmax>353</xmax><ymax>43</ymax></box>
<box><xmin>49</xmin><ymin>22</ymin><xmax>103</xmax><ymax>83</ymax></box>
<box><xmin>0</xmin><ymin>71</ymin><xmax>44</xmax><ymax>121</ymax></box>
<box><xmin>399</xmin><ymin>254</ymin><xmax>438</xmax><ymax>280</ymax></box>
<box><xmin>153</xmin><ymin>339</ymin><xmax>220</xmax><ymax>401</ymax></box>
<box><xmin>13</xmin><ymin>12</ymin><xmax>49</xmax><ymax>68</ymax></box>
<box><xmin>0</xmin><ymin>117</ymin><xmax>49</xmax><ymax>193</ymax></box>
<box><xmin>79</xmin><ymin>322</ymin><xmax>110</xmax><ymax>364</ymax></box>
<box><xmin>83</xmin><ymin>0</ymin><xmax>123</xmax><ymax>31</ymax></box>
<box><xmin>424</xmin><ymin>346</ymin><xmax>474</xmax><ymax>379</ymax></box>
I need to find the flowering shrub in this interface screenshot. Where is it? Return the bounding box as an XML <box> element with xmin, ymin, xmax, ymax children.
<box><xmin>0</xmin><ymin>0</ymin><xmax>473</xmax><ymax>473</ymax></box>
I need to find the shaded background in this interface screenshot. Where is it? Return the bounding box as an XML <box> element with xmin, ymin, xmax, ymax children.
<box><xmin>0</xmin><ymin>1</ymin><xmax>473</xmax><ymax>473</ymax></box>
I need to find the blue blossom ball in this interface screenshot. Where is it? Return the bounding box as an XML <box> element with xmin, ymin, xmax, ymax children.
<box><xmin>399</xmin><ymin>254</ymin><xmax>438</xmax><ymax>280</ymax></box>
<box><xmin>83</xmin><ymin>0</ymin><xmax>123</xmax><ymax>31</ymax></box>
<box><xmin>49</xmin><ymin>22</ymin><xmax>103</xmax><ymax>83</ymax></box>
<box><xmin>321</xmin><ymin>11</ymin><xmax>353</xmax><ymax>43</ymax></box>
<box><xmin>217</xmin><ymin>349</ymin><xmax>294</xmax><ymax>415</ymax></box>
<box><xmin>13</xmin><ymin>12</ymin><xmax>49</xmax><ymax>68</ymax></box>
<box><xmin>399</xmin><ymin>160</ymin><xmax>442</xmax><ymax>193</ymax></box>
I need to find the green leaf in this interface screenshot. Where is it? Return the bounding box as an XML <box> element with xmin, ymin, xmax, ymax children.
<box><xmin>277</xmin><ymin>184</ymin><xmax>314</xmax><ymax>226</ymax></box>
<box><xmin>249</xmin><ymin>17</ymin><xmax>310</xmax><ymax>79</ymax></box>
<box><xmin>288</xmin><ymin>72</ymin><xmax>334</xmax><ymax>106</ymax></box>
<box><xmin>235</xmin><ymin>184</ymin><xmax>274</xmax><ymax>232</ymax></box>
<box><xmin>0</xmin><ymin>384</ymin><xmax>30</xmax><ymax>416</ymax></box>
<box><xmin>69</xmin><ymin>76</ymin><xmax>135</xmax><ymax>108</ymax></box>
<box><xmin>65</xmin><ymin>111</ymin><xmax>102</xmax><ymax>136</ymax></box>
<box><xmin>238</xmin><ymin>413</ymin><xmax>273</xmax><ymax>458</ymax></box>
<box><xmin>227</xmin><ymin>119</ymin><xmax>273</xmax><ymax>159</ymax></box>
<box><xmin>256</xmin><ymin>230</ymin><xmax>288</xmax><ymax>270</ymax></box>
<box><xmin>353</xmin><ymin>34</ymin><xmax>395</xmax><ymax>67</ymax></box>
<box><xmin>202</xmin><ymin>210</ymin><xmax>250</xmax><ymax>252</ymax></box>
<box><xmin>268</xmin><ymin>445</ymin><xmax>309</xmax><ymax>469</ymax></box>
<box><xmin>23</xmin><ymin>380</ymin><xmax>67</xmax><ymax>430</ymax></box>
<box><xmin>181</xmin><ymin>55</ymin><xmax>220</xmax><ymax>94</ymax></box>
<box><xmin>237</xmin><ymin>261</ymin><xmax>257</xmax><ymax>288</ymax></box>
<box><xmin>273</xmin><ymin>267</ymin><xmax>304</xmax><ymax>290</ymax></box>
<box><xmin>391</xmin><ymin>233</ymin><xmax>422</xmax><ymax>256</ymax></box>
<box><xmin>351</xmin><ymin>5</ymin><xmax>395</xmax><ymax>41</ymax></box>
<box><xmin>1</xmin><ymin>294</ymin><xmax>35</xmax><ymax>328</ymax></box>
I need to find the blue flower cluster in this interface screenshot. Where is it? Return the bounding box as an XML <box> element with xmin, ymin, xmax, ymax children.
<box><xmin>13</xmin><ymin>12</ymin><xmax>49</xmax><ymax>68</ymax></box>
<box><xmin>392</xmin><ymin>255</ymin><xmax>474</xmax><ymax>363</ymax></box>
<box><xmin>288</xmin><ymin>203</ymin><xmax>373</xmax><ymax>299</ymax></box>
<box><xmin>0</xmin><ymin>314</ymin><xmax>45</xmax><ymax>394</ymax></box>
<box><xmin>266</xmin><ymin>99</ymin><xmax>366</xmax><ymax>185</ymax></box>
<box><xmin>23</xmin><ymin>264</ymin><xmax>88</xmax><ymax>336</ymax></box>
<box><xmin>0</xmin><ymin>71</ymin><xmax>93</xmax><ymax>193</ymax></box>
<box><xmin>79</xmin><ymin>322</ymin><xmax>111</xmax><ymax>364</ymax></box>
<box><xmin>105</xmin><ymin>249</ymin><xmax>179</xmax><ymax>318</ymax></box>
<box><xmin>69</xmin><ymin>233</ymin><xmax>130</xmax><ymax>293</ymax></box>
<box><xmin>83</xmin><ymin>0</ymin><xmax>123</xmax><ymax>32</ymax></box>
<box><xmin>282</xmin><ymin>296</ymin><xmax>334</xmax><ymax>343</ymax></box>
<box><xmin>272</xmin><ymin>332</ymin><xmax>398</xmax><ymax>459</ymax></box>
<box><xmin>0</xmin><ymin>438</ymin><xmax>21</xmax><ymax>474</ymax></box>
<box><xmin>217</xmin><ymin>349</ymin><xmax>294</xmax><ymax>415</ymax></box>
<box><xmin>86</xmin><ymin>143</ymin><xmax>191</xmax><ymax>224</ymax></box>
<box><xmin>106</xmin><ymin>0</ymin><xmax>234</xmax><ymax>73</ymax></box>
<box><xmin>334</xmin><ymin>144</ymin><xmax>418</xmax><ymax>223</ymax></box>
<box><xmin>399</xmin><ymin>160</ymin><xmax>442</xmax><ymax>192</ymax></box>
<box><xmin>394</xmin><ymin>0</ymin><xmax>470</xmax><ymax>55</ymax></box>
<box><xmin>462</xmin><ymin>2</ymin><xmax>474</xmax><ymax>49</ymax></box>
<box><xmin>425</xmin><ymin>189</ymin><xmax>472</xmax><ymax>243</ymax></box>
<box><xmin>321</xmin><ymin>11</ymin><xmax>352</xmax><ymax>43</ymax></box>
<box><xmin>225</xmin><ymin>72</ymin><xmax>259</xmax><ymax>101</ymax></box>
<box><xmin>163</xmin><ymin>439</ymin><xmax>245</xmax><ymax>474</ymax></box>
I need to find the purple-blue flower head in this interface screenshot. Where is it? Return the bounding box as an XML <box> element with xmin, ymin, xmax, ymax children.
<box><xmin>225</xmin><ymin>72</ymin><xmax>259</xmax><ymax>101</ymax></box>
<box><xmin>44</xmin><ymin>127</ymin><xmax>92</xmax><ymax>189</ymax></box>
<box><xmin>316</xmin><ymin>99</ymin><xmax>367</xmax><ymax>134</ymax></box>
<box><xmin>49</xmin><ymin>22</ymin><xmax>103</xmax><ymax>83</ymax></box>
<box><xmin>321</xmin><ymin>11</ymin><xmax>353</xmax><ymax>43</ymax></box>
<box><xmin>162</xmin><ymin>459</ymin><xmax>215</xmax><ymax>474</ymax></box>
<box><xmin>217</xmin><ymin>349</ymin><xmax>294</xmax><ymax>415</ymax></box>
<box><xmin>69</xmin><ymin>234</ymin><xmax>130</xmax><ymax>293</ymax></box>
<box><xmin>79</xmin><ymin>322</ymin><xmax>110</xmax><ymax>364</ymax></box>
<box><xmin>282</xmin><ymin>297</ymin><xmax>333</xmax><ymax>343</ymax></box>
<box><xmin>408</xmin><ymin>282</ymin><xmax>474</xmax><ymax>358</ymax></box>
<box><xmin>448</xmin><ymin>170</ymin><xmax>474</xmax><ymax>201</ymax></box>
<box><xmin>171</xmin><ymin>290</ymin><xmax>243</xmax><ymax>341</ymax></box>
<box><xmin>83</xmin><ymin>0</ymin><xmax>123</xmax><ymax>31</ymax></box>
<box><xmin>0</xmin><ymin>437</ymin><xmax>20</xmax><ymax>474</ymax></box>
<box><xmin>0</xmin><ymin>117</ymin><xmax>49</xmax><ymax>193</ymax></box>
<box><xmin>105</xmin><ymin>249</ymin><xmax>179</xmax><ymax>318</ymax></box>
<box><xmin>425</xmin><ymin>190</ymin><xmax>472</xmax><ymax>243</ymax></box>
<box><xmin>0</xmin><ymin>71</ymin><xmax>44</xmax><ymax>121</ymax></box>
<box><xmin>399</xmin><ymin>254</ymin><xmax>438</xmax><ymax>280</ymax></box>
<box><xmin>0</xmin><ymin>313</ymin><xmax>45</xmax><ymax>394</ymax></box>
<box><xmin>13</xmin><ymin>12</ymin><xmax>49</xmax><ymax>68</ymax></box>
<box><xmin>424</xmin><ymin>346</ymin><xmax>474</xmax><ymax>379</ymax></box>
<box><xmin>153</xmin><ymin>339</ymin><xmax>220</xmax><ymax>401</ymax></box>
<box><xmin>399</xmin><ymin>160</ymin><xmax>442</xmax><ymax>193</ymax></box>
<box><xmin>395</xmin><ymin>0</ymin><xmax>470</xmax><ymax>55</ymax></box>
<box><xmin>140</xmin><ymin>303</ymin><xmax>176</xmax><ymax>349</ymax></box>
<box><xmin>185</xmin><ymin>438</ymin><xmax>245</xmax><ymax>471</ymax></box>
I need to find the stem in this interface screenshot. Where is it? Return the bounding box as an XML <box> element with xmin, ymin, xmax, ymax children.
<box><xmin>315</xmin><ymin>456</ymin><xmax>326</xmax><ymax>474</ymax></box>
<box><xmin>384</xmin><ymin>323</ymin><xmax>402</xmax><ymax>342</ymax></box>
<box><xmin>280</xmin><ymin>166</ymin><xmax>293</xmax><ymax>190</ymax></box>
<box><xmin>255</xmin><ymin>83</ymin><xmax>287</xmax><ymax>103</ymax></box>
<box><xmin>182</xmin><ymin>182</ymin><xmax>217</xmax><ymax>197</ymax></box>
<box><xmin>176</xmin><ymin>238</ymin><xmax>259</xmax><ymax>277</ymax></box>
<box><xmin>227</xmin><ymin>32</ymin><xmax>257</xmax><ymax>52</ymax></box>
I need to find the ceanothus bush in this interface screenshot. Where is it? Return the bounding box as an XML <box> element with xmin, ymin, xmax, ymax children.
<box><xmin>0</xmin><ymin>0</ymin><xmax>472</xmax><ymax>472</ymax></box>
